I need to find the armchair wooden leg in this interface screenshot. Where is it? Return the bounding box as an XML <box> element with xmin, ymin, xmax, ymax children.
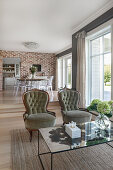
<box><xmin>28</xmin><ymin>130</ymin><xmax>32</xmax><ymax>142</ymax></box>
<box><xmin>63</xmin><ymin>122</ymin><xmax>66</xmax><ymax>125</ymax></box>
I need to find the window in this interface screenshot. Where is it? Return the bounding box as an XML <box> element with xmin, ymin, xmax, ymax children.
<box><xmin>66</xmin><ymin>58</ymin><xmax>72</xmax><ymax>88</ymax></box>
<box><xmin>86</xmin><ymin>28</ymin><xmax>111</xmax><ymax>105</ymax></box>
<box><xmin>57</xmin><ymin>55</ymin><xmax>72</xmax><ymax>89</ymax></box>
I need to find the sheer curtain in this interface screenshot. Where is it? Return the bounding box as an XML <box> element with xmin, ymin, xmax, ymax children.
<box><xmin>56</xmin><ymin>59</ymin><xmax>58</xmax><ymax>90</ymax></box>
<box><xmin>75</xmin><ymin>31</ymin><xmax>86</xmax><ymax>108</ymax></box>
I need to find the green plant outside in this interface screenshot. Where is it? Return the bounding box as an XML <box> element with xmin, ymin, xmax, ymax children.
<box><xmin>104</xmin><ymin>71</ymin><xmax>111</xmax><ymax>85</ymax></box>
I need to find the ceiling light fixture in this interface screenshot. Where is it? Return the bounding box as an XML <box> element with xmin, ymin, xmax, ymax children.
<box><xmin>23</xmin><ymin>42</ymin><xmax>38</xmax><ymax>50</ymax></box>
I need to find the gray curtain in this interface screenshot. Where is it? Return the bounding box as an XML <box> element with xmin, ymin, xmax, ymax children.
<box><xmin>75</xmin><ymin>31</ymin><xmax>86</xmax><ymax>108</ymax></box>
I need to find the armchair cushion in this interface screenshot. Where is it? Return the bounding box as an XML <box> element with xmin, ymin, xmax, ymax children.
<box><xmin>24</xmin><ymin>113</ymin><xmax>56</xmax><ymax>130</ymax></box>
<box><xmin>63</xmin><ymin>110</ymin><xmax>92</xmax><ymax>124</ymax></box>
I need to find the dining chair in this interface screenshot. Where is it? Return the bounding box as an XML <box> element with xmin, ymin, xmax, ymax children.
<box><xmin>13</xmin><ymin>78</ymin><xmax>19</xmax><ymax>95</ymax></box>
<box><xmin>47</xmin><ymin>76</ymin><xmax>54</xmax><ymax>95</ymax></box>
<box><xmin>13</xmin><ymin>79</ymin><xmax>26</xmax><ymax>95</ymax></box>
<box><xmin>25</xmin><ymin>80</ymin><xmax>34</xmax><ymax>90</ymax></box>
<box><xmin>39</xmin><ymin>80</ymin><xmax>48</xmax><ymax>91</ymax></box>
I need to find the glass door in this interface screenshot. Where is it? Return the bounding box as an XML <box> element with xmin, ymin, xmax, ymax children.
<box><xmin>88</xmin><ymin>32</ymin><xmax>111</xmax><ymax>103</ymax></box>
<box><xmin>66</xmin><ymin>58</ymin><xmax>72</xmax><ymax>88</ymax></box>
<box><xmin>57</xmin><ymin>55</ymin><xmax>72</xmax><ymax>89</ymax></box>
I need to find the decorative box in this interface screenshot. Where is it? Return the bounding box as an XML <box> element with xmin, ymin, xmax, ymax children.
<box><xmin>65</xmin><ymin>122</ymin><xmax>81</xmax><ymax>138</ymax></box>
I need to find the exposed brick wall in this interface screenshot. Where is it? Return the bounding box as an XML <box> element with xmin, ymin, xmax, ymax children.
<box><xmin>0</xmin><ymin>50</ymin><xmax>57</xmax><ymax>90</ymax></box>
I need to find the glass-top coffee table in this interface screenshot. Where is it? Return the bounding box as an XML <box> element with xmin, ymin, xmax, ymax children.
<box><xmin>38</xmin><ymin>121</ymin><xmax>113</xmax><ymax>170</ymax></box>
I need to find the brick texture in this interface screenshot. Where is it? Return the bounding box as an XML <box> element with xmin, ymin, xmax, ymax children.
<box><xmin>0</xmin><ymin>50</ymin><xmax>57</xmax><ymax>90</ymax></box>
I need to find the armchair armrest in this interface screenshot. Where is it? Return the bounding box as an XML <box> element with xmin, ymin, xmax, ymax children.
<box><xmin>47</xmin><ymin>111</ymin><xmax>56</xmax><ymax>117</ymax></box>
<box><xmin>79</xmin><ymin>108</ymin><xmax>89</xmax><ymax>112</ymax></box>
<box><xmin>79</xmin><ymin>109</ymin><xmax>99</xmax><ymax>118</ymax></box>
<box><xmin>62</xmin><ymin>111</ymin><xmax>67</xmax><ymax>115</ymax></box>
<box><xmin>23</xmin><ymin>112</ymin><xmax>29</xmax><ymax>121</ymax></box>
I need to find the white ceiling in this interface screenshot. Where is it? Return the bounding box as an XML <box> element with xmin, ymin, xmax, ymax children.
<box><xmin>0</xmin><ymin>0</ymin><xmax>112</xmax><ymax>53</ymax></box>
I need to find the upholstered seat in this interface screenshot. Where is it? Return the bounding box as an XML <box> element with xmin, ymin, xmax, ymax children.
<box><xmin>63</xmin><ymin>110</ymin><xmax>91</xmax><ymax>124</ymax></box>
<box><xmin>23</xmin><ymin>89</ymin><xmax>56</xmax><ymax>141</ymax></box>
<box><xmin>58</xmin><ymin>88</ymin><xmax>92</xmax><ymax>124</ymax></box>
<box><xmin>24</xmin><ymin>113</ymin><xmax>56</xmax><ymax>130</ymax></box>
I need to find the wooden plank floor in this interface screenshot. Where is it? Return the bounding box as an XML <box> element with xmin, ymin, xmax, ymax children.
<box><xmin>0</xmin><ymin>90</ymin><xmax>61</xmax><ymax>170</ymax></box>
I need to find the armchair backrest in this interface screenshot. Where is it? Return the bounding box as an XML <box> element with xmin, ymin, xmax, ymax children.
<box><xmin>58</xmin><ymin>88</ymin><xmax>80</xmax><ymax>111</ymax></box>
<box><xmin>23</xmin><ymin>89</ymin><xmax>49</xmax><ymax>114</ymax></box>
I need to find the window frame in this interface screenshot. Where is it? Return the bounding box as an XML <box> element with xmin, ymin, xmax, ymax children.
<box><xmin>57</xmin><ymin>54</ymin><xmax>72</xmax><ymax>89</ymax></box>
<box><xmin>86</xmin><ymin>23</ymin><xmax>112</xmax><ymax>106</ymax></box>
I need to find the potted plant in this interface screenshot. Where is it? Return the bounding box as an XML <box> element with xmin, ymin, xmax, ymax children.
<box><xmin>95</xmin><ymin>101</ymin><xmax>111</xmax><ymax>129</ymax></box>
<box><xmin>30</xmin><ymin>66</ymin><xmax>37</xmax><ymax>79</ymax></box>
<box><xmin>108</xmin><ymin>100</ymin><xmax>113</xmax><ymax>115</ymax></box>
<box><xmin>87</xmin><ymin>99</ymin><xmax>112</xmax><ymax>118</ymax></box>
<box><xmin>87</xmin><ymin>99</ymin><xmax>101</xmax><ymax>112</ymax></box>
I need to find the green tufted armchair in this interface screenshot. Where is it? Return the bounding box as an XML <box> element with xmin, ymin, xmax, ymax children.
<box><xmin>58</xmin><ymin>88</ymin><xmax>92</xmax><ymax>124</ymax></box>
<box><xmin>23</xmin><ymin>89</ymin><xmax>56</xmax><ymax>141</ymax></box>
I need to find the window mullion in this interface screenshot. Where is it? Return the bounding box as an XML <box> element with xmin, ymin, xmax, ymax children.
<box><xmin>90</xmin><ymin>40</ymin><xmax>92</xmax><ymax>103</ymax></box>
<box><xmin>102</xmin><ymin>35</ymin><xmax>104</xmax><ymax>101</ymax></box>
<box><xmin>91</xmin><ymin>51</ymin><xmax>111</xmax><ymax>58</ymax></box>
<box><xmin>111</xmin><ymin>23</ymin><xmax>113</xmax><ymax>100</ymax></box>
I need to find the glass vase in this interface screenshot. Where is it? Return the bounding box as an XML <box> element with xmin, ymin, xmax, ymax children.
<box><xmin>32</xmin><ymin>73</ymin><xmax>35</xmax><ymax>79</ymax></box>
<box><xmin>95</xmin><ymin>113</ymin><xmax>110</xmax><ymax>130</ymax></box>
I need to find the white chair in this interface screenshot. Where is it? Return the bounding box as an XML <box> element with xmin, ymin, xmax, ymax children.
<box><xmin>39</xmin><ymin>80</ymin><xmax>48</xmax><ymax>91</ymax></box>
<box><xmin>13</xmin><ymin>78</ymin><xmax>19</xmax><ymax>95</ymax></box>
<box><xmin>47</xmin><ymin>76</ymin><xmax>54</xmax><ymax>94</ymax></box>
<box><xmin>20</xmin><ymin>80</ymin><xmax>27</xmax><ymax>93</ymax></box>
<box><xmin>13</xmin><ymin>79</ymin><xmax>26</xmax><ymax>95</ymax></box>
<box><xmin>25</xmin><ymin>80</ymin><xmax>34</xmax><ymax>91</ymax></box>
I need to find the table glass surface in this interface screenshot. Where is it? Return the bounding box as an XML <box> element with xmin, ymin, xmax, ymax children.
<box><xmin>39</xmin><ymin>121</ymin><xmax>113</xmax><ymax>153</ymax></box>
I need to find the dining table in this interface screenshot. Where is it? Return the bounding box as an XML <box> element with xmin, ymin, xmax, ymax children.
<box><xmin>17</xmin><ymin>78</ymin><xmax>48</xmax><ymax>89</ymax></box>
<box><xmin>17</xmin><ymin>78</ymin><xmax>46</xmax><ymax>81</ymax></box>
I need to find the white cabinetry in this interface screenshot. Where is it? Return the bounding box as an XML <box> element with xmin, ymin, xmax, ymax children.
<box><xmin>3</xmin><ymin>64</ymin><xmax>20</xmax><ymax>78</ymax></box>
<box><xmin>3</xmin><ymin>58</ymin><xmax>20</xmax><ymax>89</ymax></box>
<box><xmin>15</xmin><ymin>64</ymin><xmax>20</xmax><ymax>77</ymax></box>
<box><xmin>4</xmin><ymin>77</ymin><xmax>16</xmax><ymax>86</ymax></box>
